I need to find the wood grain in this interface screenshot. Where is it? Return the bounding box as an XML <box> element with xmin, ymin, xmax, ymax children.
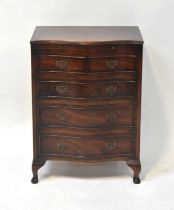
<box><xmin>39</xmin><ymin>106</ymin><xmax>135</xmax><ymax>128</ymax></box>
<box><xmin>39</xmin><ymin>135</ymin><xmax>134</xmax><ymax>157</ymax></box>
<box><xmin>36</xmin><ymin>55</ymin><xmax>136</xmax><ymax>72</ymax></box>
<box><xmin>38</xmin><ymin>81</ymin><xmax>136</xmax><ymax>98</ymax></box>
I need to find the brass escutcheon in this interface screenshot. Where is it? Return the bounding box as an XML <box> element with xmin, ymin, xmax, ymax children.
<box><xmin>56</xmin><ymin>85</ymin><xmax>68</xmax><ymax>95</ymax></box>
<box><xmin>105</xmin><ymin>142</ymin><xmax>117</xmax><ymax>150</ymax></box>
<box><xmin>57</xmin><ymin>142</ymin><xmax>68</xmax><ymax>151</ymax></box>
<box><xmin>106</xmin><ymin>59</ymin><xmax>117</xmax><ymax>69</ymax></box>
<box><xmin>56</xmin><ymin>112</ymin><xmax>68</xmax><ymax>121</ymax></box>
<box><xmin>106</xmin><ymin>85</ymin><xmax>117</xmax><ymax>96</ymax></box>
<box><xmin>56</xmin><ymin>60</ymin><xmax>67</xmax><ymax>69</ymax></box>
<box><xmin>106</xmin><ymin>112</ymin><xmax>117</xmax><ymax>123</ymax></box>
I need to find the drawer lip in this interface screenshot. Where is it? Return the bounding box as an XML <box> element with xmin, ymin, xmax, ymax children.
<box><xmin>38</xmin><ymin>105</ymin><xmax>135</xmax><ymax>110</ymax></box>
<box><xmin>36</xmin><ymin>54</ymin><xmax>136</xmax><ymax>58</ymax></box>
<box><xmin>37</xmin><ymin>80</ymin><xmax>136</xmax><ymax>84</ymax></box>
<box><xmin>37</xmin><ymin>55</ymin><xmax>86</xmax><ymax>58</ymax></box>
<box><xmin>38</xmin><ymin>135</ymin><xmax>134</xmax><ymax>157</ymax></box>
<box><xmin>38</xmin><ymin>96</ymin><xmax>136</xmax><ymax>100</ymax></box>
<box><xmin>38</xmin><ymin>134</ymin><xmax>135</xmax><ymax>140</ymax></box>
<box><xmin>38</xmin><ymin>154</ymin><xmax>135</xmax><ymax>162</ymax></box>
<box><xmin>37</xmin><ymin>69</ymin><xmax>137</xmax><ymax>74</ymax></box>
<box><xmin>38</xmin><ymin>125</ymin><xmax>136</xmax><ymax>130</ymax></box>
<box><xmin>38</xmin><ymin>154</ymin><xmax>134</xmax><ymax>158</ymax></box>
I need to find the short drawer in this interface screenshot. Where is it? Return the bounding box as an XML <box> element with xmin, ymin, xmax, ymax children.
<box><xmin>37</xmin><ymin>55</ymin><xmax>85</xmax><ymax>72</ymax></box>
<box><xmin>36</xmin><ymin>55</ymin><xmax>136</xmax><ymax>73</ymax></box>
<box><xmin>89</xmin><ymin>56</ymin><xmax>136</xmax><ymax>72</ymax></box>
<box><xmin>39</xmin><ymin>107</ymin><xmax>135</xmax><ymax>128</ymax></box>
<box><xmin>38</xmin><ymin>81</ymin><xmax>136</xmax><ymax>98</ymax></box>
<box><xmin>39</xmin><ymin>135</ymin><xmax>134</xmax><ymax>157</ymax></box>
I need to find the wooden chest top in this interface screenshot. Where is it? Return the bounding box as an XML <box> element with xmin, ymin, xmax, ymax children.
<box><xmin>30</xmin><ymin>26</ymin><xmax>144</xmax><ymax>45</ymax></box>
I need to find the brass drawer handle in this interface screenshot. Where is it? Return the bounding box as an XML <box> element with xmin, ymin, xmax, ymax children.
<box><xmin>57</xmin><ymin>142</ymin><xmax>68</xmax><ymax>151</ymax></box>
<box><xmin>56</xmin><ymin>112</ymin><xmax>68</xmax><ymax>121</ymax></box>
<box><xmin>105</xmin><ymin>142</ymin><xmax>117</xmax><ymax>150</ymax></box>
<box><xmin>106</xmin><ymin>112</ymin><xmax>117</xmax><ymax>123</ymax></box>
<box><xmin>106</xmin><ymin>59</ymin><xmax>117</xmax><ymax>69</ymax></box>
<box><xmin>55</xmin><ymin>60</ymin><xmax>67</xmax><ymax>69</ymax></box>
<box><xmin>106</xmin><ymin>85</ymin><xmax>117</xmax><ymax>96</ymax></box>
<box><xmin>56</xmin><ymin>85</ymin><xmax>68</xmax><ymax>95</ymax></box>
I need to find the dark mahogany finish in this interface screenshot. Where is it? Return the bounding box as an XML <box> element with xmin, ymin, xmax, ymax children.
<box><xmin>31</xmin><ymin>26</ymin><xmax>143</xmax><ymax>184</ymax></box>
<box><xmin>39</xmin><ymin>106</ymin><xmax>134</xmax><ymax>127</ymax></box>
<box><xmin>36</xmin><ymin>55</ymin><xmax>136</xmax><ymax>72</ymax></box>
<box><xmin>38</xmin><ymin>81</ymin><xmax>136</xmax><ymax>98</ymax></box>
<box><xmin>39</xmin><ymin>136</ymin><xmax>134</xmax><ymax>157</ymax></box>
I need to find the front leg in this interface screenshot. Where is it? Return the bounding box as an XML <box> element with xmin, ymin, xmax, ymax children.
<box><xmin>126</xmin><ymin>160</ymin><xmax>141</xmax><ymax>184</ymax></box>
<box><xmin>31</xmin><ymin>160</ymin><xmax>46</xmax><ymax>184</ymax></box>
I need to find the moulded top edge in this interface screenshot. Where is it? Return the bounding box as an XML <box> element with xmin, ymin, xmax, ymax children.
<box><xmin>30</xmin><ymin>26</ymin><xmax>144</xmax><ymax>45</ymax></box>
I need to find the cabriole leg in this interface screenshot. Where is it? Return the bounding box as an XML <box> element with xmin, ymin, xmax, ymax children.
<box><xmin>31</xmin><ymin>160</ymin><xmax>46</xmax><ymax>184</ymax></box>
<box><xmin>127</xmin><ymin>160</ymin><xmax>141</xmax><ymax>184</ymax></box>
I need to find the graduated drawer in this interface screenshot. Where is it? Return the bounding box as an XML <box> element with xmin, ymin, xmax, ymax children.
<box><xmin>36</xmin><ymin>55</ymin><xmax>136</xmax><ymax>73</ymax></box>
<box><xmin>38</xmin><ymin>81</ymin><xmax>136</xmax><ymax>98</ymax></box>
<box><xmin>39</xmin><ymin>135</ymin><xmax>134</xmax><ymax>157</ymax></box>
<box><xmin>38</xmin><ymin>106</ymin><xmax>135</xmax><ymax>128</ymax></box>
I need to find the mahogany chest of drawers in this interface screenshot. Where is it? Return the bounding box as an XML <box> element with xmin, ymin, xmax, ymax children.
<box><xmin>30</xmin><ymin>26</ymin><xmax>144</xmax><ymax>184</ymax></box>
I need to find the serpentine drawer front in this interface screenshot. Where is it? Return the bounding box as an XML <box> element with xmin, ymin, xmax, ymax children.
<box><xmin>37</xmin><ymin>55</ymin><xmax>136</xmax><ymax>72</ymax></box>
<box><xmin>39</xmin><ymin>136</ymin><xmax>134</xmax><ymax>157</ymax></box>
<box><xmin>31</xmin><ymin>26</ymin><xmax>143</xmax><ymax>184</ymax></box>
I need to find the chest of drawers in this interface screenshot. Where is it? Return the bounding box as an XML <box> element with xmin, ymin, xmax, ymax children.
<box><xmin>30</xmin><ymin>26</ymin><xmax>143</xmax><ymax>184</ymax></box>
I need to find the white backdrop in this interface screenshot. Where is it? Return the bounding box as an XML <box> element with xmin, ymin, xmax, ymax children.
<box><xmin>0</xmin><ymin>0</ymin><xmax>174</xmax><ymax>210</ymax></box>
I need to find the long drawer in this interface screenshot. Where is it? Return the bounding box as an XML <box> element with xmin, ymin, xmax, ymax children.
<box><xmin>36</xmin><ymin>55</ymin><xmax>136</xmax><ymax>73</ymax></box>
<box><xmin>38</xmin><ymin>106</ymin><xmax>135</xmax><ymax>128</ymax></box>
<box><xmin>39</xmin><ymin>135</ymin><xmax>134</xmax><ymax>157</ymax></box>
<box><xmin>38</xmin><ymin>81</ymin><xmax>136</xmax><ymax>98</ymax></box>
